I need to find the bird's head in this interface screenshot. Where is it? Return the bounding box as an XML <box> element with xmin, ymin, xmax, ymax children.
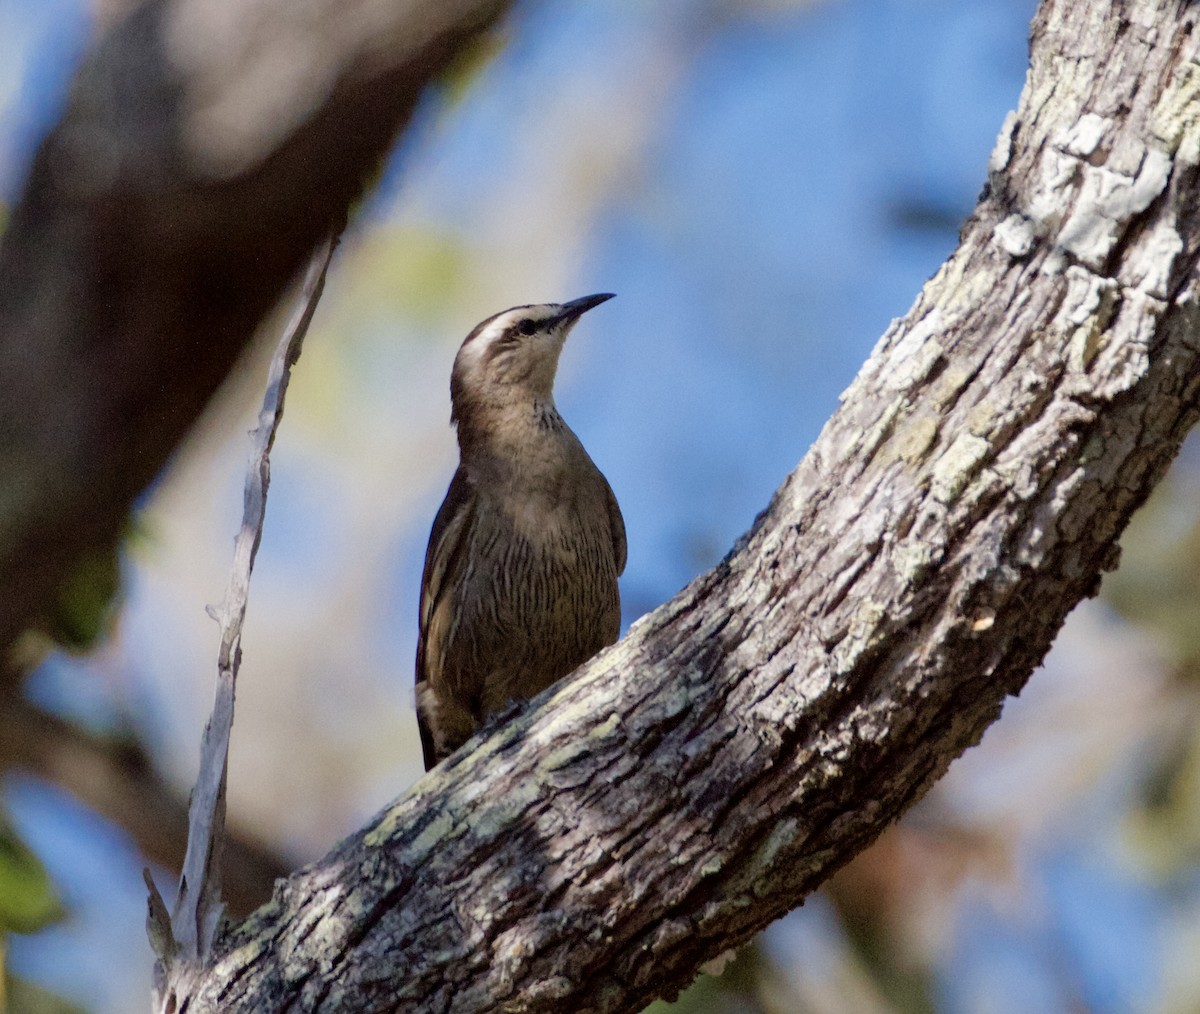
<box><xmin>450</xmin><ymin>293</ymin><xmax>614</xmax><ymax>424</ymax></box>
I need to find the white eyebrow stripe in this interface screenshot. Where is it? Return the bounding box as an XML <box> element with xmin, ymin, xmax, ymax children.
<box><xmin>463</xmin><ymin>305</ymin><xmax>559</xmax><ymax>354</ymax></box>
<box><xmin>456</xmin><ymin>312</ymin><xmax>519</xmax><ymax>370</ymax></box>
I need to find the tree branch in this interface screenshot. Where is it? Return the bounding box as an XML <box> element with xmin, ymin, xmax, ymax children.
<box><xmin>0</xmin><ymin>0</ymin><xmax>512</xmax><ymax>664</ymax></box>
<box><xmin>146</xmin><ymin>232</ymin><xmax>337</xmax><ymax>1009</ymax></box>
<box><xmin>165</xmin><ymin>0</ymin><xmax>1200</xmax><ymax>1009</ymax></box>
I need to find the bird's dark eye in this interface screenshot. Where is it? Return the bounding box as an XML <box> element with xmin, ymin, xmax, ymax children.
<box><xmin>517</xmin><ymin>318</ymin><xmax>538</xmax><ymax>336</ymax></box>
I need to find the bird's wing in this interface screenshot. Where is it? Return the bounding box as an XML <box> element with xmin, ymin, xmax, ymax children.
<box><xmin>416</xmin><ymin>465</ymin><xmax>475</xmax><ymax>770</ymax></box>
<box><xmin>603</xmin><ymin>475</ymin><xmax>627</xmax><ymax>576</ymax></box>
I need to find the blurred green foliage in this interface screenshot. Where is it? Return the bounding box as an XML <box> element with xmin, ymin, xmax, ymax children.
<box><xmin>1106</xmin><ymin>472</ymin><xmax>1200</xmax><ymax>877</ymax></box>
<box><xmin>5</xmin><ymin>973</ymin><xmax>86</xmax><ymax>1014</ymax></box>
<box><xmin>438</xmin><ymin>22</ymin><xmax>508</xmax><ymax>108</ymax></box>
<box><xmin>1106</xmin><ymin>475</ymin><xmax>1200</xmax><ymax>674</ymax></box>
<box><xmin>0</xmin><ymin>821</ymin><xmax>63</xmax><ymax>936</ymax></box>
<box><xmin>44</xmin><ymin>542</ymin><xmax>121</xmax><ymax>655</ymax></box>
<box><xmin>648</xmin><ymin>942</ymin><xmax>812</xmax><ymax>1014</ymax></box>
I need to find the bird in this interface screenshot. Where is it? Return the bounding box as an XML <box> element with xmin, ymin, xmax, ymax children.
<box><xmin>415</xmin><ymin>294</ymin><xmax>626</xmax><ymax>770</ymax></box>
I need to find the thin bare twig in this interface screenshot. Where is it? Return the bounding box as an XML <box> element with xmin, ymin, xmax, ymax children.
<box><xmin>147</xmin><ymin>231</ymin><xmax>339</xmax><ymax>1006</ymax></box>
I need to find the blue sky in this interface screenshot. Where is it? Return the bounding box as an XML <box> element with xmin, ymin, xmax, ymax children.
<box><xmin>10</xmin><ymin>2</ymin><xmax>1184</xmax><ymax>1012</ymax></box>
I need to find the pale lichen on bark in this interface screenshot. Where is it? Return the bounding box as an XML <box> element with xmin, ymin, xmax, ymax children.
<box><xmin>128</xmin><ymin>0</ymin><xmax>1200</xmax><ymax>1010</ymax></box>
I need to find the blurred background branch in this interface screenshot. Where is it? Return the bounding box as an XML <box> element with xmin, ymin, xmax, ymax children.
<box><xmin>7</xmin><ymin>0</ymin><xmax>1200</xmax><ymax>1010</ymax></box>
<box><xmin>158</xmin><ymin>0</ymin><xmax>1200</xmax><ymax>1007</ymax></box>
<box><xmin>0</xmin><ymin>0</ymin><xmax>512</xmax><ymax>668</ymax></box>
<box><xmin>0</xmin><ymin>693</ymin><xmax>285</xmax><ymax>917</ymax></box>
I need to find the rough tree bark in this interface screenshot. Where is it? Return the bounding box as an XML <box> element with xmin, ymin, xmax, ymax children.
<box><xmin>0</xmin><ymin>0</ymin><xmax>512</xmax><ymax>666</ymax></box>
<box><xmin>2</xmin><ymin>0</ymin><xmax>1198</xmax><ymax>1009</ymax></box>
<box><xmin>158</xmin><ymin>0</ymin><xmax>1200</xmax><ymax>1010</ymax></box>
<box><xmin>0</xmin><ymin>0</ymin><xmax>493</xmax><ymax>916</ymax></box>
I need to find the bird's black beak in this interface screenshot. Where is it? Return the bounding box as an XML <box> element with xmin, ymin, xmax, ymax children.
<box><xmin>556</xmin><ymin>292</ymin><xmax>615</xmax><ymax>326</ymax></box>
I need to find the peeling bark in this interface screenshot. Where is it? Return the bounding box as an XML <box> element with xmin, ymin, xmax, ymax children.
<box><xmin>166</xmin><ymin>0</ymin><xmax>1200</xmax><ymax>1011</ymax></box>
